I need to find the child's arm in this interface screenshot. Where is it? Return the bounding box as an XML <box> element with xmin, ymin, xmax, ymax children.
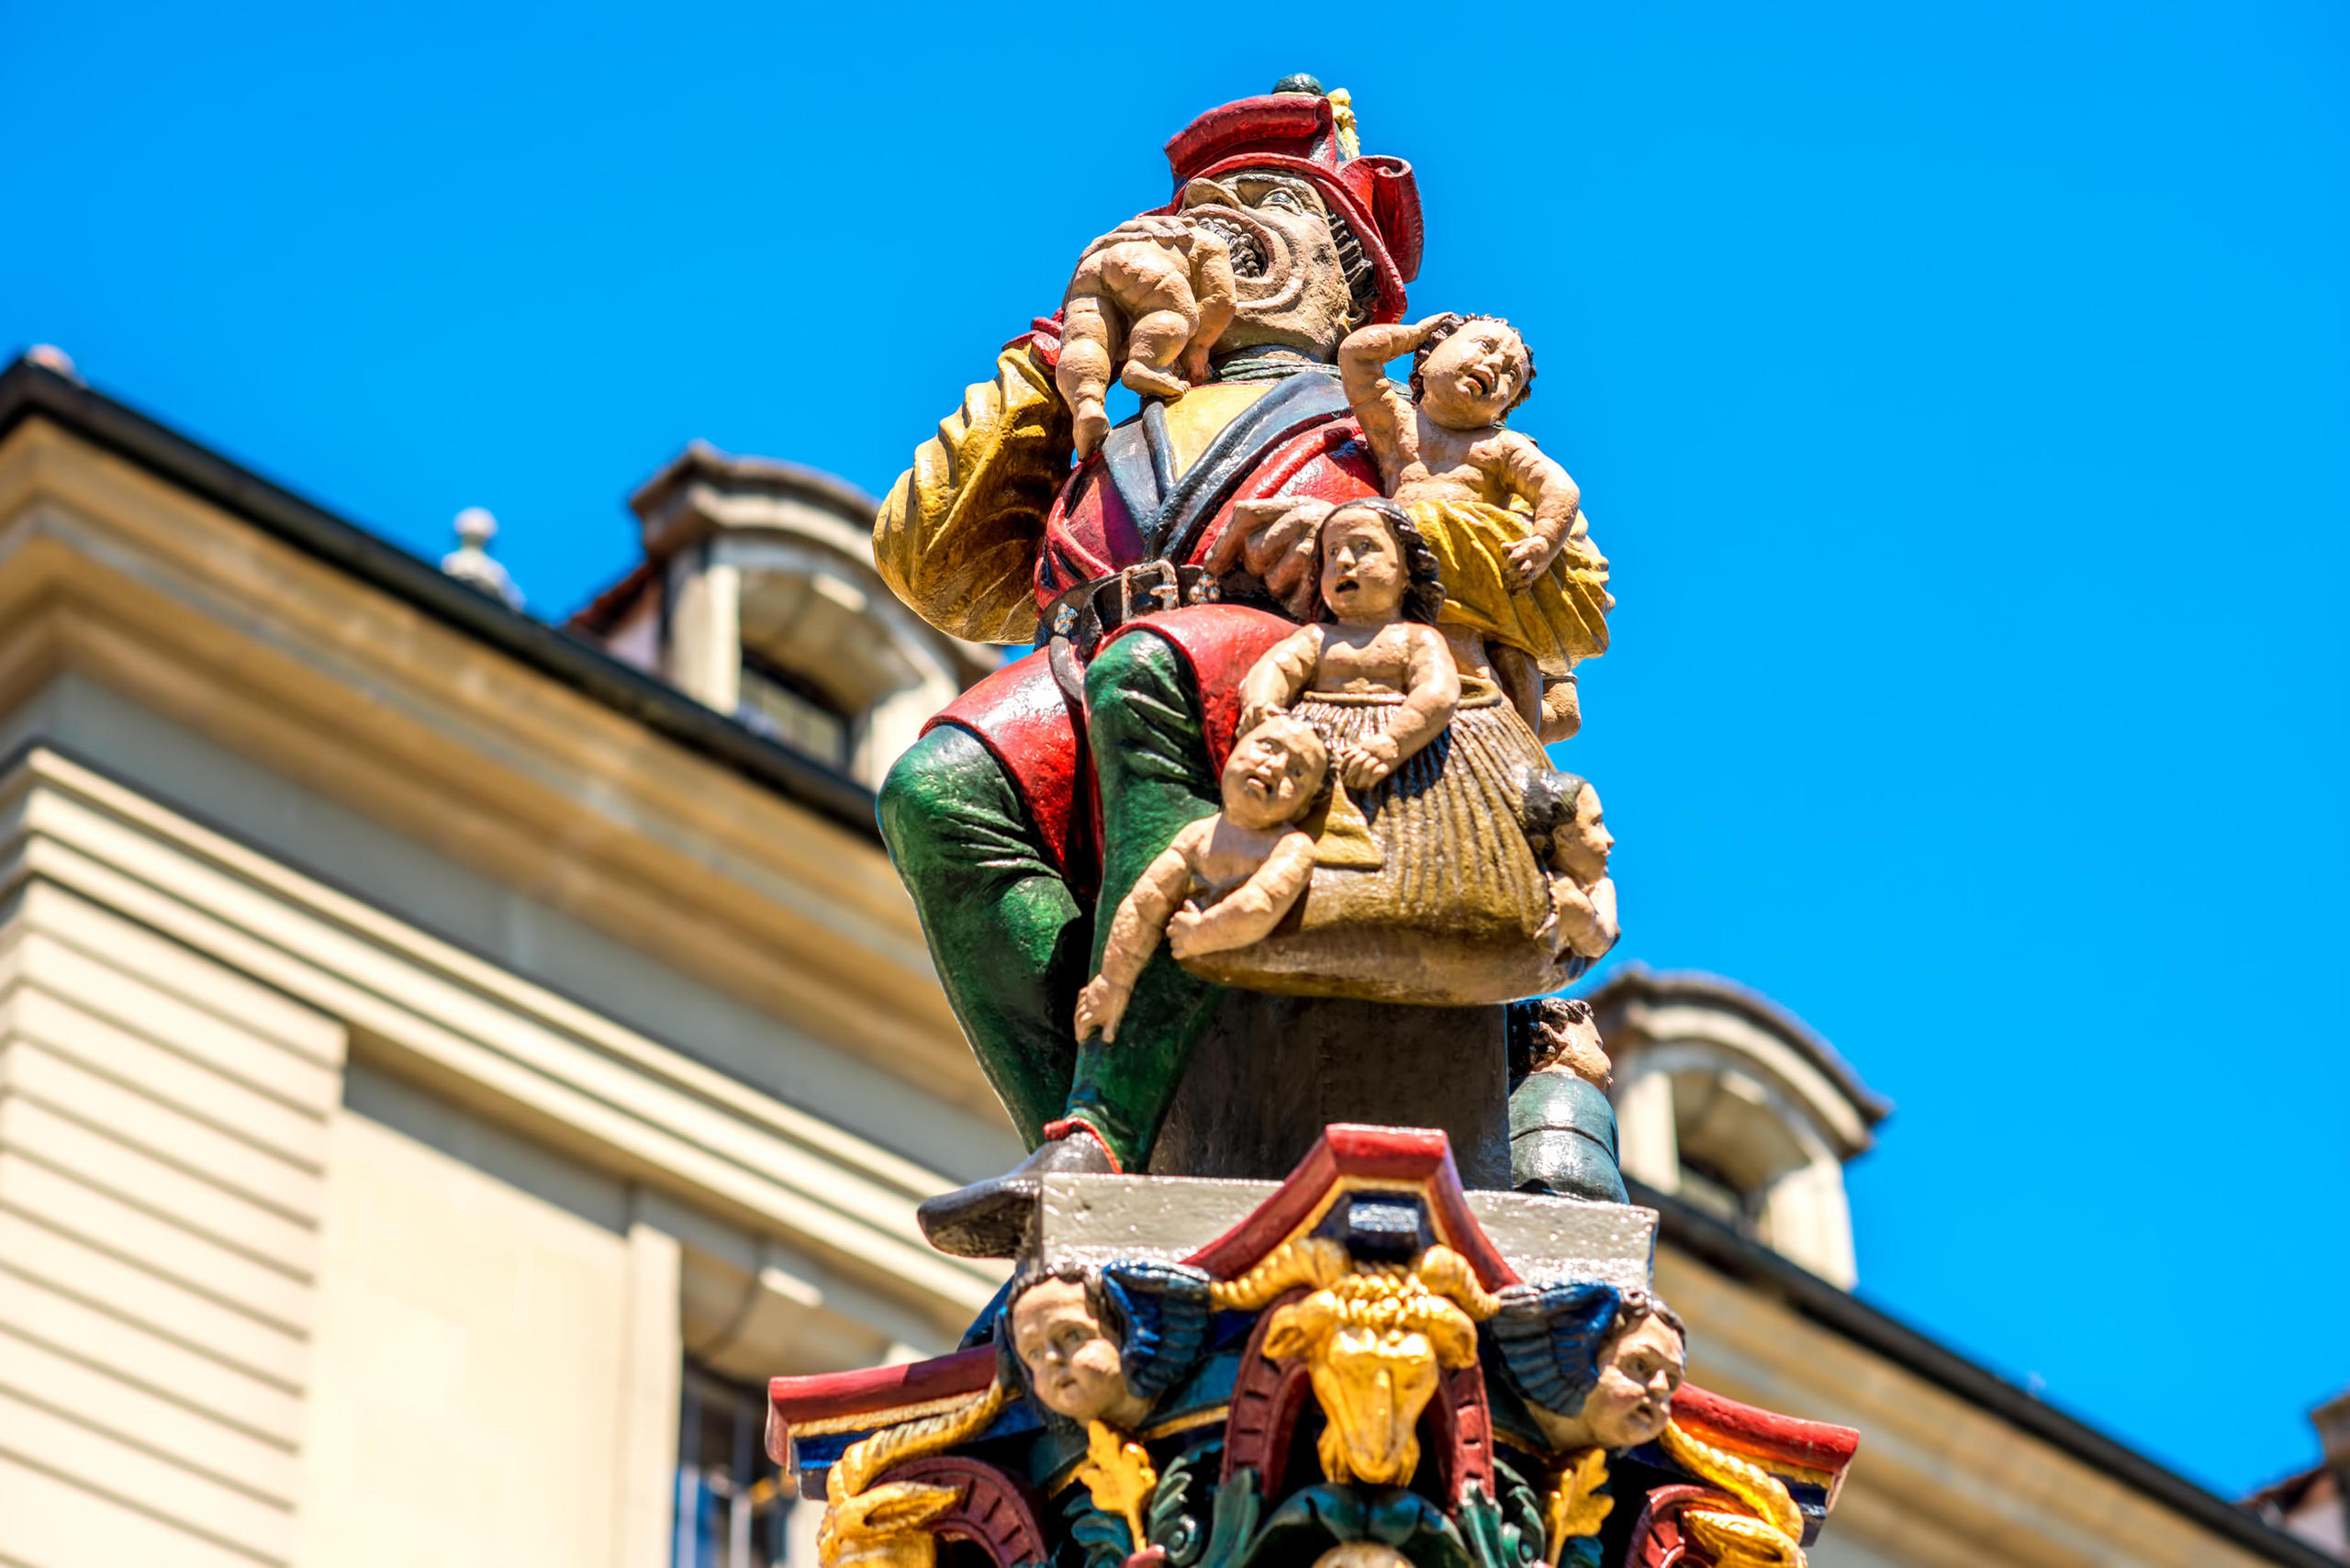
<box><xmin>1584</xmin><ymin>877</ymin><xmax>1619</xmax><ymax>956</ymax></box>
<box><xmin>1482</xmin><ymin>432</ymin><xmax>1583</xmax><ymax>587</ymax></box>
<box><xmin>1073</xmin><ymin>830</ymin><xmax>1202</xmax><ymax>1043</ymax></box>
<box><xmin>1548</xmin><ymin>874</ymin><xmax>1620</xmax><ymax>960</ymax></box>
<box><xmin>1339</xmin><ymin>317</ymin><xmax>1451</xmax><ymax>478</ymax></box>
<box><xmin>1166</xmin><ymin>829</ymin><xmax>1318</xmax><ymax>960</ymax></box>
<box><xmin>1237</xmin><ymin>625</ymin><xmax>1325</xmax><ymax>736</ymax></box>
<box><xmin>1337</xmin><ymin>626</ymin><xmax>1461</xmax><ymax>789</ymax></box>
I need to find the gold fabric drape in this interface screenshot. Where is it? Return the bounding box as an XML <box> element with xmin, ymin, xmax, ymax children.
<box><xmin>872</xmin><ymin>344</ymin><xmax>1076</xmax><ymax>644</ymax></box>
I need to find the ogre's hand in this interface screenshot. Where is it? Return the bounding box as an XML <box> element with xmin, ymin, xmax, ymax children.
<box><xmin>1211</xmin><ymin>496</ymin><xmax>1337</xmax><ymax>619</ymax></box>
<box><xmin>1058</xmin><ymin>217</ymin><xmax>1221</xmax><ymax>460</ymax></box>
<box><xmin>1073</xmin><ymin>975</ymin><xmax>1131</xmax><ymax>1044</ymax></box>
<box><xmin>1076</xmin><ymin>214</ymin><xmax>1197</xmax><ymax>264</ymax></box>
<box><xmin>1337</xmin><ymin>731</ymin><xmax>1402</xmax><ymax>790</ymax></box>
<box><xmin>1503</xmin><ymin>528</ymin><xmax>1564</xmax><ymax>589</ymax></box>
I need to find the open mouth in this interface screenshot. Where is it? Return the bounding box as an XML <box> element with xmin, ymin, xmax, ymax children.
<box><xmin>1193</xmin><ymin>214</ymin><xmax>1268</xmax><ymax>278</ymax></box>
<box><xmin>1463</xmin><ymin>364</ymin><xmax>1496</xmax><ymax>398</ymax></box>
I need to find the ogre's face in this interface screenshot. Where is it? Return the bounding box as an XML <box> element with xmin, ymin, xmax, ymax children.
<box><xmin>1180</xmin><ymin>170</ymin><xmax>1356</xmax><ymax>358</ymax></box>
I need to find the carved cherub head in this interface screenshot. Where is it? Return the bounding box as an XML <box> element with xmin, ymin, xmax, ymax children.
<box><xmin>1221</xmin><ymin>715</ymin><xmax>1328</xmax><ymax>830</ymax></box>
<box><xmin>1411</xmin><ymin>313</ymin><xmax>1538</xmax><ymax>429</ymax></box>
<box><xmin>1527</xmin><ymin>770</ymin><xmax>1613</xmax><ymax>886</ymax></box>
<box><xmin>1513</xmin><ymin>1288</ymin><xmax>1686</xmax><ymax>1454</ymax></box>
<box><xmin>1005</xmin><ymin>1270</ymin><xmax>1153</xmax><ymax>1429</ymax></box>
<box><xmin>1579</xmin><ymin>1294</ymin><xmax>1687</xmax><ymax>1450</ymax></box>
<box><xmin>1315</xmin><ymin>498</ymin><xmax>1447</xmax><ymax>627</ymax></box>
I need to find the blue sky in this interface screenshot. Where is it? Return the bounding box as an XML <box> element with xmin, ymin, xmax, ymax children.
<box><xmin>9</xmin><ymin>0</ymin><xmax>2345</xmax><ymax>1500</ymax></box>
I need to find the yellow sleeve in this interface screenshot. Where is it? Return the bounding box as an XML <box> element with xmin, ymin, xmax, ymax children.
<box><xmin>872</xmin><ymin>342</ymin><xmax>1074</xmax><ymax>644</ymax></box>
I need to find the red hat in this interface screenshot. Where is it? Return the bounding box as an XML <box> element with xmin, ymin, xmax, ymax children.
<box><xmin>1162</xmin><ymin>86</ymin><xmax>1423</xmax><ymax>326</ymax></box>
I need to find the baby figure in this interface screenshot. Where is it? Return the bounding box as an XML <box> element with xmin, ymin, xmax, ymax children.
<box><xmin>1058</xmin><ymin>223</ymin><xmax>1237</xmax><ymax>461</ymax></box>
<box><xmin>1526</xmin><ymin>770</ymin><xmax>1618</xmax><ymax>962</ymax></box>
<box><xmin>1338</xmin><ymin>314</ymin><xmax>1611</xmax><ymax>743</ymax></box>
<box><xmin>1237</xmin><ymin>498</ymin><xmax>1461</xmax><ymax>791</ymax></box>
<box><xmin>1074</xmin><ymin>716</ymin><xmax>1328</xmax><ymax>1044</ymax></box>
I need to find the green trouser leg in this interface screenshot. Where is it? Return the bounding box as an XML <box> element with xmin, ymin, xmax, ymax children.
<box><xmin>1063</xmin><ymin>631</ymin><xmax>1227</xmax><ymax>1169</ymax></box>
<box><xmin>877</xmin><ymin>723</ymin><xmax>1091</xmax><ymax>1149</ymax></box>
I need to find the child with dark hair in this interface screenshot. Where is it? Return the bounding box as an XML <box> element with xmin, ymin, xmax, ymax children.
<box><xmin>1237</xmin><ymin>498</ymin><xmax>1461</xmax><ymax>791</ymax></box>
<box><xmin>1524</xmin><ymin>769</ymin><xmax>1618</xmax><ymax>963</ymax></box>
<box><xmin>1339</xmin><ymin>314</ymin><xmax>1613</xmax><ymax>743</ymax></box>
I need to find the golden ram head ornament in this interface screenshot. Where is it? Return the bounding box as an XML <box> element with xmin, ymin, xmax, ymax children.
<box><xmin>1211</xmin><ymin>1236</ymin><xmax>1501</xmax><ymax>1485</ymax></box>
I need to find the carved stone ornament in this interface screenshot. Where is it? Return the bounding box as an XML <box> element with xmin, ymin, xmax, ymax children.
<box><xmin>773</xmin><ymin>1129</ymin><xmax>1854</xmax><ymax>1568</ymax></box>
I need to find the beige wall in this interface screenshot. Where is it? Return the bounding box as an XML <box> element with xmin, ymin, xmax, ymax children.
<box><xmin>0</xmin><ymin>738</ymin><xmax>993</xmax><ymax>1567</ymax></box>
<box><xmin>0</xmin><ymin>875</ymin><xmax>343</xmax><ymax>1568</ymax></box>
<box><xmin>302</xmin><ymin>1068</ymin><xmax>640</xmax><ymax>1568</ymax></box>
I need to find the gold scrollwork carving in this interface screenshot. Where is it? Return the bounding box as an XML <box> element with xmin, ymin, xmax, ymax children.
<box><xmin>817</xmin><ymin>1382</ymin><xmax>1013</xmax><ymax>1568</ymax></box>
<box><xmin>1660</xmin><ymin>1418</ymin><xmax>1808</xmax><ymax>1568</ymax></box>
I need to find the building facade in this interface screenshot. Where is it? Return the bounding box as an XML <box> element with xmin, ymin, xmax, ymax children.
<box><xmin>0</xmin><ymin>353</ymin><xmax>2329</xmax><ymax>1568</ymax></box>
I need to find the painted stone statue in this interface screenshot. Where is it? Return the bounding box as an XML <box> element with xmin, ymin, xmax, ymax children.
<box><xmin>812</xmin><ymin>77</ymin><xmax>1863</xmax><ymax>1567</ymax></box>
<box><xmin>878</xmin><ymin>80</ymin><xmax>1612</xmax><ymax>1252</ymax></box>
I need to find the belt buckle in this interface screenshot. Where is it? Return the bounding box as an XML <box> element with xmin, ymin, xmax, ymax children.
<box><xmin>1115</xmin><ymin>561</ymin><xmax>1182</xmax><ymax>625</ymax></box>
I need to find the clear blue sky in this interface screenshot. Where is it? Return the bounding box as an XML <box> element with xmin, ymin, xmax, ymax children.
<box><xmin>9</xmin><ymin>0</ymin><xmax>2344</xmax><ymax>1501</ymax></box>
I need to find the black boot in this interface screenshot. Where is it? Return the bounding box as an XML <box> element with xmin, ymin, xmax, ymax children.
<box><xmin>916</xmin><ymin>1131</ymin><xmax>1117</xmax><ymax>1259</ymax></box>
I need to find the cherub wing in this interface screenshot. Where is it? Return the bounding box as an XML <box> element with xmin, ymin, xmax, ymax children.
<box><xmin>1483</xmin><ymin>1280</ymin><xmax>1625</xmax><ymax>1417</ymax></box>
<box><xmin>1101</xmin><ymin>1260</ymin><xmax>1215</xmax><ymax>1400</ymax></box>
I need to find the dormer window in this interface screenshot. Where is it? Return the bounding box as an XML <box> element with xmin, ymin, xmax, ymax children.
<box><xmin>568</xmin><ymin>443</ymin><xmax>995</xmax><ymax>790</ymax></box>
<box><xmin>738</xmin><ymin>651</ymin><xmax>849</xmax><ymax>768</ymax></box>
<box><xmin>1591</xmin><ymin>968</ymin><xmax>1890</xmax><ymax>1288</ymax></box>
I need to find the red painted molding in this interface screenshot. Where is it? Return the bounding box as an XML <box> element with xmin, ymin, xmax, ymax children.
<box><xmin>1186</xmin><ymin>1126</ymin><xmax>1520</xmax><ymax>1288</ymax></box>
<box><xmin>769</xmin><ymin>1344</ymin><xmax>995</xmax><ymax>1428</ymax></box>
<box><xmin>1671</xmin><ymin>1383</ymin><xmax>1859</xmax><ymax>1483</ymax></box>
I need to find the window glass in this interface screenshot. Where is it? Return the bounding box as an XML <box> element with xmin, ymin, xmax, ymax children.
<box><xmin>738</xmin><ymin>656</ymin><xmax>848</xmax><ymax>767</ymax></box>
<box><xmin>677</xmin><ymin>1364</ymin><xmax>797</xmax><ymax>1567</ymax></box>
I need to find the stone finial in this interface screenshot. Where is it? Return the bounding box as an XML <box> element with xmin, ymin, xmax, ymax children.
<box><xmin>25</xmin><ymin>345</ymin><xmax>81</xmax><ymax>382</ymax></box>
<box><xmin>440</xmin><ymin>506</ymin><xmax>523</xmax><ymax>610</ymax></box>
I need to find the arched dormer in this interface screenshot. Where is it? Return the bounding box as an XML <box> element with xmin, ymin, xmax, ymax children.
<box><xmin>1587</xmin><ymin>967</ymin><xmax>1891</xmax><ymax>1287</ymax></box>
<box><xmin>570</xmin><ymin>442</ymin><xmax>994</xmax><ymax>787</ymax></box>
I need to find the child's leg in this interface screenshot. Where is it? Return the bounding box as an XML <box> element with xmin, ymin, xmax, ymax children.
<box><xmin>1489</xmin><ymin>642</ymin><xmax>1544</xmax><ymax>734</ymax></box>
<box><xmin>1538</xmin><ymin>671</ymin><xmax>1581</xmax><ymax>743</ymax></box>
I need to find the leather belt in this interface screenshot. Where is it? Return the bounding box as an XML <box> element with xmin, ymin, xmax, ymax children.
<box><xmin>1038</xmin><ymin>562</ymin><xmax>1223</xmax><ymax>706</ymax></box>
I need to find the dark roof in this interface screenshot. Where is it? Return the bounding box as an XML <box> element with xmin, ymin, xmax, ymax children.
<box><xmin>1592</xmin><ymin>964</ymin><xmax>1894</xmax><ymax>1126</ymax></box>
<box><xmin>1635</xmin><ymin>1177</ymin><xmax>2340</xmax><ymax>1568</ymax></box>
<box><xmin>0</xmin><ymin>354</ymin><xmax>882</xmax><ymax>842</ymax></box>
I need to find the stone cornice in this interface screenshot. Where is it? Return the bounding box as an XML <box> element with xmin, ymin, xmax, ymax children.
<box><xmin>0</xmin><ymin>356</ymin><xmax>880</xmax><ymax>840</ymax></box>
<box><xmin>0</xmin><ymin>407</ymin><xmax>1005</xmax><ymax>1138</ymax></box>
<box><xmin>0</xmin><ymin>745</ymin><xmax>1003</xmax><ymax>1332</ymax></box>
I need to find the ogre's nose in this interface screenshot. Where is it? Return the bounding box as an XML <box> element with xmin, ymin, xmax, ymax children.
<box><xmin>1181</xmin><ymin>177</ymin><xmax>1241</xmax><ymax>211</ymax></box>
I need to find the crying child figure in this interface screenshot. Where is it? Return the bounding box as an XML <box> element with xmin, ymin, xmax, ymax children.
<box><xmin>1237</xmin><ymin>498</ymin><xmax>1462</xmax><ymax>792</ymax></box>
<box><xmin>1074</xmin><ymin>716</ymin><xmax>1328</xmax><ymax>1045</ymax></box>
<box><xmin>1339</xmin><ymin>313</ymin><xmax>1610</xmax><ymax>742</ymax></box>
